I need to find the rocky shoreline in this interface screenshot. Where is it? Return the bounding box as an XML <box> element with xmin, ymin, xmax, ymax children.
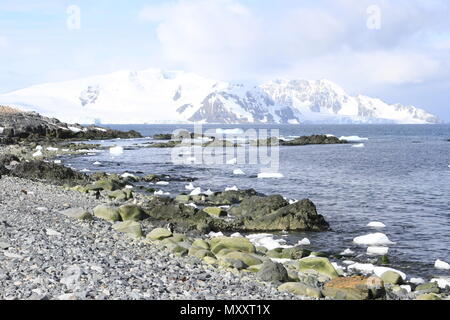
<box><xmin>1</xmin><ymin>143</ymin><xmax>449</xmax><ymax>300</ymax></box>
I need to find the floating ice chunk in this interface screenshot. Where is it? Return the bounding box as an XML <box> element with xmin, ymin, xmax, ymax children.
<box><xmin>46</xmin><ymin>229</ymin><xmax>62</xmax><ymax>236</ymax></box>
<box><xmin>353</xmin><ymin>233</ymin><xmax>395</xmax><ymax>245</ymax></box>
<box><xmin>434</xmin><ymin>259</ymin><xmax>450</xmax><ymax>270</ymax></box>
<box><xmin>54</xmin><ymin>160</ymin><xmax>62</xmax><ymax>164</ymax></box>
<box><xmin>340</xmin><ymin>248</ymin><xmax>355</xmax><ymax>256</ymax></box>
<box><xmin>35</xmin><ymin>145</ymin><xmax>43</xmax><ymax>150</ymax></box>
<box><xmin>227</xmin><ymin>158</ymin><xmax>237</xmax><ymax>165</ymax></box>
<box><xmin>367</xmin><ymin>246</ymin><xmax>389</xmax><ymax>255</ymax></box>
<box><xmin>225</xmin><ymin>185</ymin><xmax>239</xmax><ymax>191</ymax></box>
<box><xmin>373</xmin><ymin>267</ymin><xmax>406</xmax><ymax>280</ymax></box>
<box><xmin>47</xmin><ymin>147</ymin><xmax>59</xmax><ymax>151</ymax></box>
<box><xmin>32</xmin><ymin>150</ymin><xmax>43</xmax><ymax>157</ymax></box>
<box><xmin>400</xmin><ymin>285</ymin><xmax>412</xmax><ymax>293</ymax></box>
<box><xmin>208</xmin><ymin>231</ymin><xmax>224</xmax><ymax>238</ymax></box>
<box><xmin>297</xmin><ymin>238</ymin><xmax>311</xmax><ymax>246</ymax></box>
<box><xmin>125</xmin><ymin>185</ymin><xmax>133</xmax><ymax>189</ymax></box>
<box><xmin>288</xmin><ymin>199</ymin><xmax>298</xmax><ymax>204</ymax></box>
<box><xmin>367</xmin><ymin>221</ymin><xmax>386</xmax><ymax>228</ymax></box>
<box><xmin>190</xmin><ymin>187</ymin><xmax>203</xmax><ymax>195</ymax></box>
<box><xmin>409</xmin><ymin>277</ymin><xmax>425</xmax><ymax>285</ymax></box>
<box><xmin>431</xmin><ymin>277</ymin><xmax>450</xmax><ymax>289</ymax></box>
<box><xmin>339</xmin><ymin>136</ymin><xmax>369</xmax><ymax>142</ymax></box>
<box><xmin>93</xmin><ymin>161</ymin><xmax>101</xmax><ymax>166</ymax></box>
<box><xmin>347</xmin><ymin>263</ymin><xmax>375</xmax><ymax>273</ymax></box>
<box><xmin>204</xmin><ymin>189</ymin><xmax>214</xmax><ymax>196</ymax></box>
<box><xmin>156</xmin><ymin>181</ymin><xmax>169</xmax><ymax>185</ymax></box>
<box><xmin>342</xmin><ymin>260</ymin><xmax>356</xmax><ymax>265</ymax></box>
<box><xmin>257</xmin><ymin>172</ymin><xmax>284</xmax><ymax>179</ymax></box>
<box><xmin>352</xmin><ymin>143</ymin><xmax>365</xmax><ymax>148</ymax></box>
<box><xmin>80</xmin><ymin>168</ymin><xmax>90</xmax><ymax>172</ymax></box>
<box><xmin>121</xmin><ymin>172</ymin><xmax>136</xmax><ymax>179</ymax></box>
<box><xmin>246</xmin><ymin>233</ymin><xmax>292</xmax><ymax>251</ymax></box>
<box><xmin>332</xmin><ymin>262</ymin><xmax>345</xmax><ymax>274</ymax></box>
<box><xmin>230</xmin><ymin>232</ymin><xmax>242</xmax><ymax>238</ymax></box>
<box><xmin>154</xmin><ymin>190</ymin><xmax>170</xmax><ymax>196</ymax></box>
<box><xmin>233</xmin><ymin>169</ymin><xmax>245</xmax><ymax>175</ymax></box>
<box><xmin>185</xmin><ymin>183</ymin><xmax>195</xmax><ymax>190</ymax></box>
<box><xmin>109</xmin><ymin>146</ymin><xmax>124</xmax><ymax>155</ymax></box>
<box><xmin>185</xmin><ymin>203</ymin><xmax>197</xmax><ymax>209</ymax></box>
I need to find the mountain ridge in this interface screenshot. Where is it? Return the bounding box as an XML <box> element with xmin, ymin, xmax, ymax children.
<box><xmin>0</xmin><ymin>68</ymin><xmax>441</xmax><ymax>125</ymax></box>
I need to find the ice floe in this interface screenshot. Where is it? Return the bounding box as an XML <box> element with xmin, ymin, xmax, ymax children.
<box><xmin>185</xmin><ymin>203</ymin><xmax>197</xmax><ymax>209</ymax></box>
<box><xmin>246</xmin><ymin>233</ymin><xmax>293</xmax><ymax>251</ymax></box>
<box><xmin>32</xmin><ymin>150</ymin><xmax>43</xmax><ymax>157</ymax></box>
<box><xmin>207</xmin><ymin>231</ymin><xmax>224</xmax><ymax>238</ymax></box>
<box><xmin>373</xmin><ymin>267</ymin><xmax>406</xmax><ymax>280</ymax></box>
<box><xmin>409</xmin><ymin>278</ymin><xmax>425</xmax><ymax>285</ymax></box>
<box><xmin>431</xmin><ymin>277</ymin><xmax>450</xmax><ymax>289</ymax></box>
<box><xmin>233</xmin><ymin>169</ymin><xmax>245</xmax><ymax>175</ymax></box>
<box><xmin>47</xmin><ymin>147</ymin><xmax>59</xmax><ymax>151</ymax></box>
<box><xmin>80</xmin><ymin>168</ymin><xmax>91</xmax><ymax>172</ymax></box>
<box><xmin>339</xmin><ymin>136</ymin><xmax>369</xmax><ymax>142</ymax></box>
<box><xmin>400</xmin><ymin>285</ymin><xmax>412</xmax><ymax>293</ymax></box>
<box><xmin>297</xmin><ymin>238</ymin><xmax>311</xmax><ymax>246</ymax></box>
<box><xmin>121</xmin><ymin>172</ymin><xmax>136</xmax><ymax>179</ymax></box>
<box><xmin>367</xmin><ymin>246</ymin><xmax>389</xmax><ymax>255</ymax></box>
<box><xmin>271</xmin><ymin>258</ymin><xmax>292</xmax><ymax>264</ymax></box>
<box><xmin>185</xmin><ymin>183</ymin><xmax>195</xmax><ymax>190</ymax></box>
<box><xmin>154</xmin><ymin>190</ymin><xmax>170</xmax><ymax>196</ymax></box>
<box><xmin>353</xmin><ymin>233</ymin><xmax>395</xmax><ymax>245</ymax></box>
<box><xmin>367</xmin><ymin>221</ymin><xmax>386</xmax><ymax>228</ymax></box>
<box><xmin>352</xmin><ymin>143</ymin><xmax>365</xmax><ymax>148</ymax></box>
<box><xmin>204</xmin><ymin>189</ymin><xmax>214</xmax><ymax>196</ymax></box>
<box><xmin>434</xmin><ymin>259</ymin><xmax>450</xmax><ymax>270</ymax></box>
<box><xmin>257</xmin><ymin>172</ymin><xmax>284</xmax><ymax>179</ymax></box>
<box><xmin>156</xmin><ymin>181</ymin><xmax>169</xmax><ymax>185</ymax></box>
<box><xmin>109</xmin><ymin>146</ymin><xmax>124</xmax><ymax>155</ymax></box>
<box><xmin>93</xmin><ymin>161</ymin><xmax>102</xmax><ymax>166</ymax></box>
<box><xmin>225</xmin><ymin>186</ymin><xmax>239</xmax><ymax>191</ymax></box>
<box><xmin>340</xmin><ymin>248</ymin><xmax>355</xmax><ymax>256</ymax></box>
<box><xmin>230</xmin><ymin>232</ymin><xmax>242</xmax><ymax>238</ymax></box>
<box><xmin>190</xmin><ymin>187</ymin><xmax>203</xmax><ymax>196</ymax></box>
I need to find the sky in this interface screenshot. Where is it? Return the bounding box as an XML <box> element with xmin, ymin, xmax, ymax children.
<box><xmin>0</xmin><ymin>0</ymin><xmax>449</xmax><ymax>121</ymax></box>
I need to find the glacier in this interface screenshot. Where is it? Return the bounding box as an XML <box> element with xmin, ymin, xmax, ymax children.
<box><xmin>0</xmin><ymin>68</ymin><xmax>440</xmax><ymax>124</ymax></box>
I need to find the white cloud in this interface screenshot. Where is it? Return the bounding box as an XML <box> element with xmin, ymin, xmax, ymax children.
<box><xmin>138</xmin><ymin>0</ymin><xmax>449</xmax><ymax>89</ymax></box>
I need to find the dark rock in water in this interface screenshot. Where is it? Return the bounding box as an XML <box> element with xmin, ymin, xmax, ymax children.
<box><xmin>229</xmin><ymin>195</ymin><xmax>288</xmax><ymax>217</ymax></box>
<box><xmin>281</xmin><ymin>134</ymin><xmax>347</xmax><ymax>146</ymax></box>
<box><xmin>207</xmin><ymin>189</ymin><xmax>263</xmax><ymax>205</ymax></box>
<box><xmin>242</xmin><ymin>198</ymin><xmax>330</xmax><ymax>231</ymax></box>
<box><xmin>152</xmin><ymin>133</ymin><xmax>173</xmax><ymax>140</ymax></box>
<box><xmin>9</xmin><ymin>160</ymin><xmax>87</xmax><ymax>185</ymax></box>
<box><xmin>0</xmin><ymin>106</ymin><xmax>141</xmax><ymax>144</ymax></box>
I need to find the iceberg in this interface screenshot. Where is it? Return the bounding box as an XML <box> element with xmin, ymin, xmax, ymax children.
<box><xmin>233</xmin><ymin>169</ymin><xmax>245</xmax><ymax>175</ymax></box>
<box><xmin>246</xmin><ymin>233</ymin><xmax>293</xmax><ymax>251</ymax></box>
<box><xmin>225</xmin><ymin>186</ymin><xmax>239</xmax><ymax>191</ymax></box>
<box><xmin>367</xmin><ymin>221</ymin><xmax>386</xmax><ymax>228</ymax></box>
<box><xmin>434</xmin><ymin>259</ymin><xmax>450</xmax><ymax>270</ymax></box>
<box><xmin>297</xmin><ymin>238</ymin><xmax>311</xmax><ymax>246</ymax></box>
<box><xmin>109</xmin><ymin>146</ymin><xmax>124</xmax><ymax>155</ymax></box>
<box><xmin>367</xmin><ymin>246</ymin><xmax>389</xmax><ymax>255</ymax></box>
<box><xmin>257</xmin><ymin>172</ymin><xmax>284</xmax><ymax>179</ymax></box>
<box><xmin>189</xmin><ymin>187</ymin><xmax>203</xmax><ymax>196</ymax></box>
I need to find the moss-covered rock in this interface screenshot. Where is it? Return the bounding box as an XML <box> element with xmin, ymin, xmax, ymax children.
<box><xmin>118</xmin><ymin>204</ymin><xmax>144</xmax><ymax>221</ymax></box>
<box><xmin>94</xmin><ymin>179</ymin><xmax>124</xmax><ymax>191</ymax></box>
<box><xmin>112</xmin><ymin>221</ymin><xmax>142</xmax><ymax>238</ymax></box>
<box><xmin>203</xmin><ymin>256</ymin><xmax>218</xmax><ymax>265</ymax></box>
<box><xmin>380</xmin><ymin>271</ymin><xmax>403</xmax><ymax>285</ymax></box>
<box><xmin>108</xmin><ymin>190</ymin><xmax>128</xmax><ymax>201</ymax></box>
<box><xmin>147</xmin><ymin>227</ymin><xmax>173</xmax><ymax>240</ymax></box>
<box><xmin>278</xmin><ymin>282</ymin><xmax>322</xmax><ymax>298</ymax></box>
<box><xmin>192</xmin><ymin>239</ymin><xmax>210</xmax><ymax>250</ymax></box>
<box><xmin>203</xmin><ymin>207</ymin><xmax>227</xmax><ymax>218</ymax></box>
<box><xmin>415</xmin><ymin>282</ymin><xmax>440</xmax><ymax>294</ymax></box>
<box><xmin>416</xmin><ymin>293</ymin><xmax>442</xmax><ymax>300</ymax></box>
<box><xmin>93</xmin><ymin>205</ymin><xmax>120</xmax><ymax>222</ymax></box>
<box><xmin>59</xmin><ymin>208</ymin><xmax>92</xmax><ymax>220</ymax></box>
<box><xmin>298</xmin><ymin>257</ymin><xmax>339</xmax><ymax>279</ymax></box>
<box><xmin>188</xmin><ymin>246</ymin><xmax>215</xmax><ymax>259</ymax></box>
<box><xmin>221</xmin><ymin>251</ymin><xmax>263</xmax><ymax>267</ymax></box>
<box><xmin>210</xmin><ymin>236</ymin><xmax>256</xmax><ymax>255</ymax></box>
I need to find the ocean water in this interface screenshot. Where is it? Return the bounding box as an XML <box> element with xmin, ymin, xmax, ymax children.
<box><xmin>66</xmin><ymin>124</ymin><xmax>450</xmax><ymax>279</ymax></box>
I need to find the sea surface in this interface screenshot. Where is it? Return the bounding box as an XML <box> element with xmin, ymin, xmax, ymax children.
<box><xmin>65</xmin><ymin>124</ymin><xmax>450</xmax><ymax>279</ymax></box>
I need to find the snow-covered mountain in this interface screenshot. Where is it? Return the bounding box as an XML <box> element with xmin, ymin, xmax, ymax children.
<box><xmin>0</xmin><ymin>69</ymin><xmax>440</xmax><ymax>124</ymax></box>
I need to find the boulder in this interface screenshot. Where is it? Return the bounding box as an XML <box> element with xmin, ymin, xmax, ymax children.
<box><xmin>415</xmin><ymin>282</ymin><xmax>440</xmax><ymax>294</ymax></box>
<box><xmin>188</xmin><ymin>247</ymin><xmax>215</xmax><ymax>259</ymax></box>
<box><xmin>256</xmin><ymin>260</ymin><xmax>289</xmax><ymax>282</ymax></box>
<box><xmin>210</xmin><ymin>236</ymin><xmax>256</xmax><ymax>255</ymax></box>
<box><xmin>112</xmin><ymin>221</ymin><xmax>142</xmax><ymax>238</ymax></box>
<box><xmin>118</xmin><ymin>204</ymin><xmax>144</xmax><ymax>221</ymax></box>
<box><xmin>147</xmin><ymin>228</ymin><xmax>173</xmax><ymax>240</ymax></box>
<box><xmin>243</xmin><ymin>199</ymin><xmax>329</xmax><ymax>231</ymax></box>
<box><xmin>94</xmin><ymin>179</ymin><xmax>124</xmax><ymax>191</ymax></box>
<box><xmin>281</xmin><ymin>247</ymin><xmax>311</xmax><ymax>259</ymax></box>
<box><xmin>380</xmin><ymin>270</ymin><xmax>403</xmax><ymax>285</ymax></box>
<box><xmin>192</xmin><ymin>239</ymin><xmax>210</xmax><ymax>250</ymax></box>
<box><xmin>278</xmin><ymin>282</ymin><xmax>322</xmax><ymax>298</ymax></box>
<box><xmin>416</xmin><ymin>293</ymin><xmax>442</xmax><ymax>300</ymax></box>
<box><xmin>59</xmin><ymin>208</ymin><xmax>92</xmax><ymax>220</ymax></box>
<box><xmin>322</xmin><ymin>276</ymin><xmax>385</xmax><ymax>300</ymax></box>
<box><xmin>203</xmin><ymin>207</ymin><xmax>227</xmax><ymax>218</ymax></box>
<box><xmin>298</xmin><ymin>257</ymin><xmax>339</xmax><ymax>279</ymax></box>
<box><xmin>207</xmin><ymin>189</ymin><xmax>262</xmax><ymax>205</ymax></box>
<box><xmin>203</xmin><ymin>256</ymin><xmax>218</xmax><ymax>265</ymax></box>
<box><xmin>93</xmin><ymin>205</ymin><xmax>120</xmax><ymax>222</ymax></box>
<box><xmin>230</xmin><ymin>195</ymin><xmax>288</xmax><ymax>217</ymax></box>
<box><xmin>221</xmin><ymin>252</ymin><xmax>263</xmax><ymax>267</ymax></box>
